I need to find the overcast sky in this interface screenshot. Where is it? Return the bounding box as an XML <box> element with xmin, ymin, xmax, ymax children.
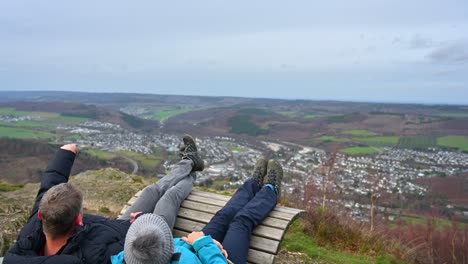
<box><xmin>1</xmin><ymin>0</ymin><xmax>467</xmax><ymax>104</ymax></box>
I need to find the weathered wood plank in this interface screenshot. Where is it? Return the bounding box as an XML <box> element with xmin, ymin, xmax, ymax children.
<box><xmin>246</xmin><ymin>249</ymin><xmax>275</xmax><ymax>264</ymax></box>
<box><xmin>172</xmin><ymin>229</ymin><xmax>280</xmax><ymax>255</ymax></box>
<box><xmin>181</xmin><ymin>199</ymin><xmax>297</xmax><ymax>222</ymax></box>
<box><xmin>178</xmin><ymin>207</ymin><xmax>289</xmax><ymax>229</ymax></box>
<box><xmin>249</xmin><ymin>235</ymin><xmax>280</xmax><ymax>254</ymax></box>
<box><xmin>187</xmin><ymin>192</ymin><xmax>302</xmax><ymax>218</ymax></box>
<box><xmin>252</xmin><ymin>225</ymin><xmax>283</xmax><ymax>241</ymax></box>
<box><xmin>174</xmin><ymin>217</ymin><xmax>284</xmax><ymax>241</ymax></box>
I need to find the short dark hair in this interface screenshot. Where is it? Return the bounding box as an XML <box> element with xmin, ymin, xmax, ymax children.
<box><xmin>39</xmin><ymin>183</ymin><xmax>83</xmax><ymax>239</ymax></box>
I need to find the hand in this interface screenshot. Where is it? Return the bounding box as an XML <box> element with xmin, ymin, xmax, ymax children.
<box><xmin>181</xmin><ymin>231</ymin><xmax>205</xmax><ymax>245</ymax></box>
<box><xmin>61</xmin><ymin>144</ymin><xmax>78</xmax><ymax>154</ymax></box>
<box><xmin>130</xmin><ymin>212</ymin><xmax>143</xmax><ymax>224</ymax></box>
<box><xmin>212</xmin><ymin>238</ymin><xmax>228</xmax><ymax>259</ymax></box>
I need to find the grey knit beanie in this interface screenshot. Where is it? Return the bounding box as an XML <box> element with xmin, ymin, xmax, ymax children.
<box><xmin>124</xmin><ymin>214</ymin><xmax>174</xmax><ymax>264</ymax></box>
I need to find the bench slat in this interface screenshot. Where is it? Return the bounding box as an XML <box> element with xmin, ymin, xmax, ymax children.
<box><xmin>181</xmin><ymin>199</ymin><xmax>298</xmax><ymax>221</ymax></box>
<box><xmin>172</xmin><ymin>229</ymin><xmax>280</xmax><ymax>255</ymax></box>
<box><xmin>246</xmin><ymin>249</ymin><xmax>276</xmax><ymax>264</ymax></box>
<box><xmin>174</xmin><ymin>217</ymin><xmax>284</xmax><ymax>241</ymax></box>
<box><xmin>178</xmin><ymin>207</ymin><xmax>290</xmax><ymax>230</ymax></box>
<box><xmin>187</xmin><ymin>193</ymin><xmax>301</xmax><ymax>219</ymax></box>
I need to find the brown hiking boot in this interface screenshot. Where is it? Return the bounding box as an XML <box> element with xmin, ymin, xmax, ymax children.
<box><xmin>180</xmin><ymin>135</ymin><xmax>204</xmax><ymax>172</ymax></box>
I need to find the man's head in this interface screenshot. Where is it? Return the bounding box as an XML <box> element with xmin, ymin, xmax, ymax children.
<box><xmin>39</xmin><ymin>182</ymin><xmax>83</xmax><ymax>239</ymax></box>
<box><xmin>124</xmin><ymin>214</ymin><xmax>174</xmax><ymax>264</ymax></box>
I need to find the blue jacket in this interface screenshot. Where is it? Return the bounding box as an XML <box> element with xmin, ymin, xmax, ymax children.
<box><xmin>111</xmin><ymin>235</ymin><xmax>227</xmax><ymax>264</ymax></box>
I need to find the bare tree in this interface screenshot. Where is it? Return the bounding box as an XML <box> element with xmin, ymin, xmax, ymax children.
<box><xmin>367</xmin><ymin>168</ymin><xmax>388</xmax><ymax>232</ymax></box>
<box><xmin>320</xmin><ymin>145</ymin><xmax>339</xmax><ymax>208</ymax></box>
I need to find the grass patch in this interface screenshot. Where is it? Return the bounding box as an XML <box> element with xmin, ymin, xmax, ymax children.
<box><xmin>277</xmin><ymin>111</ymin><xmax>297</xmax><ymax>118</ymax></box>
<box><xmin>354</xmin><ymin>137</ymin><xmax>399</xmax><ymax>146</ymax></box>
<box><xmin>226</xmin><ymin>145</ymin><xmax>246</xmax><ymax>152</ymax></box>
<box><xmin>56</xmin><ymin>115</ymin><xmax>89</xmax><ymax>124</ymax></box>
<box><xmin>282</xmin><ymin>219</ymin><xmax>402</xmax><ymax>264</ymax></box>
<box><xmin>436</xmin><ymin>113</ymin><xmax>468</xmax><ymax>118</ymax></box>
<box><xmin>0</xmin><ymin>182</ymin><xmax>25</xmax><ymax>192</ymax></box>
<box><xmin>399</xmin><ymin>215</ymin><xmax>468</xmax><ymax>230</ymax></box>
<box><xmin>118</xmin><ymin>150</ymin><xmax>163</xmax><ymax>170</ymax></box>
<box><xmin>341</xmin><ymin>147</ymin><xmax>379</xmax><ymax>155</ymax></box>
<box><xmin>437</xmin><ymin>136</ymin><xmax>468</xmax><ymax>151</ymax></box>
<box><xmin>398</xmin><ymin>136</ymin><xmax>437</xmax><ymax>149</ymax></box>
<box><xmin>64</xmin><ymin>134</ymin><xmax>82</xmax><ymax>140</ymax></box>
<box><xmin>343</xmin><ymin>130</ymin><xmax>377</xmax><ymax>137</ymax></box>
<box><xmin>0</xmin><ymin>126</ymin><xmax>53</xmax><ymax>139</ymax></box>
<box><xmin>0</xmin><ymin>107</ymin><xmax>33</xmax><ymax>116</ymax></box>
<box><xmin>317</xmin><ymin>136</ymin><xmax>350</xmax><ymax>143</ymax></box>
<box><xmin>152</xmin><ymin>107</ymin><xmax>210</xmax><ymax>122</ymax></box>
<box><xmin>304</xmin><ymin>114</ymin><xmax>318</xmax><ymax>119</ymax></box>
<box><xmin>0</xmin><ymin>108</ymin><xmax>87</xmax><ymax>126</ymax></box>
<box><xmin>84</xmin><ymin>149</ymin><xmax>117</xmax><ymax>160</ymax></box>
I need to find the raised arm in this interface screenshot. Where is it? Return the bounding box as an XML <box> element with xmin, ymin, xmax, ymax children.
<box><xmin>31</xmin><ymin>144</ymin><xmax>78</xmax><ymax>215</ymax></box>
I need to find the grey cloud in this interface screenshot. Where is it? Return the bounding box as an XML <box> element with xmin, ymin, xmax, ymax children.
<box><xmin>427</xmin><ymin>41</ymin><xmax>468</xmax><ymax>63</ymax></box>
<box><xmin>409</xmin><ymin>34</ymin><xmax>433</xmax><ymax>49</ymax></box>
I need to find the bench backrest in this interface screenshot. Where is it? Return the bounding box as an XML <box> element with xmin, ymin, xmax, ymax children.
<box><xmin>120</xmin><ymin>190</ymin><xmax>305</xmax><ymax>264</ymax></box>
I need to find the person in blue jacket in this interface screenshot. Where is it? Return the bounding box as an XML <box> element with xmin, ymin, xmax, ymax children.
<box><xmin>113</xmin><ymin>158</ymin><xmax>283</xmax><ymax>264</ymax></box>
<box><xmin>5</xmin><ymin>134</ymin><xmax>204</xmax><ymax>264</ymax></box>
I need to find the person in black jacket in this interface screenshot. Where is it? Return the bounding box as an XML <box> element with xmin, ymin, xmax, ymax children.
<box><xmin>4</xmin><ymin>136</ymin><xmax>203</xmax><ymax>264</ymax></box>
<box><xmin>4</xmin><ymin>144</ymin><xmax>130</xmax><ymax>264</ymax></box>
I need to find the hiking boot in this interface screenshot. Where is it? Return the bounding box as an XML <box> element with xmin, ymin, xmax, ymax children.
<box><xmin>180</xmin><ymin>135</ymin><xmax>204</xmax><ymax>172</ymax></box>
<box><xmin>265</xmin><ymin>160</ymin><xmax>283</xmax><ymax>196</ymax></box>
<box><xmin>251</xmin><ymin>158</ymin><xmax>267</xmax><ymax>185</ymax></box>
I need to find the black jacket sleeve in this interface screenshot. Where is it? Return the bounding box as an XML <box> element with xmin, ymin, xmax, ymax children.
<box><xmin>4</xmin><ymin>253</ymin><xmax>82</xmax><ymax>264</ymax></box>
<box><xmin>31</xmin><ymin>149</ymin><xmax>76</xmax><ymax>216</ymax></box>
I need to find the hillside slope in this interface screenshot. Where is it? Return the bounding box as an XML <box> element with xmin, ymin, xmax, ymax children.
<box><xmin>0</xmin><ymin>168</ymin><xmax>398</xmax><ymax>263</ymax></box>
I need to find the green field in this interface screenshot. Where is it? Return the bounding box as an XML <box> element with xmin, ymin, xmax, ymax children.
<box><xmin>84</xmin><ymin>149</ymin><xmax>163</xmax><ymax>171</ymax></box>
<box><xmin>437</xmin><ymin>136</ymin><xmax>468</xmax><ymax>151</ymax></box>
<box><xmin>0</xmin><ymin>108</ymin><xmax>90</xmax><ymax>140</ymax></box>
<box><xmin>341</xmin><ymin>147</ymin><xmax>380</xmax><ymax>155</ymax></box>
<box><xmin>0</xmin><ymin>107</ymin><xmax>88</xmax><ymax>125</ymax></box>
<box><xmin>226</xmin><ymin>145</ymin><xmax>246</xmax><ymax>152</ymax></box>
<box><xmin>152</xmin><ymin>107</ymin><xmax>209</xmax><ymax>122</ymax></box>
<box><xmin>399</xmin><ymin>215</ymin><xmax>468</xmax><ymax>230</ymax></box>
<box><xmin>0</xmin><ymin>126</ymin><xmax>53</xmax><ymax>139</ymax></box>
<box><xmin>342</xmin><ymin>129</ymin><xmax>377</xmax><ymax>137</ymax></box>
<box><xmin>277</xmin><ymin>111</ymin><xmax>297</xmax><ymax>118</ymax></box>
<box><xmin>354</xmin><ymin>136</ymin><xmax>399</xmax><ymax>146</ymax></box>
<box><xmin>118</xmin><ymin>150</ymin><xmax>163</xmax><ymax>170</ymax></box>
<box><xmin>436</xmin><ymin>113</ymin><xmax>468</xmax><ymax>118</ymax></box>
<box><xmin>304</xmin><ymin>114</ymin><xmax>317</xmax><ymax>119</ymax></box>
<box><xmin>398</xmin><ymin>136</ymin><xmax>437</xmax><ymax>149</ymax></box>
<box><xmin>0</xmin><ymin>107</ymin><xmax>33</xmax><ymax>116</ymax></box>
<box><xmin>317</xmin><ymin>136</ymin><xmax>350</xmax><ymax>142</ymax></box>
<box><xmin>84</xmin><ymin>149</ymin><xmax>118</xmax><ymax>160</ymax></box>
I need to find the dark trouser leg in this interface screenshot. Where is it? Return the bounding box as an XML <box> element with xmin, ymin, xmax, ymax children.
<box><xmin>222</xmin><ymin>186</ymin><xmax>277</xmax><ymax>264</ymax></box>
<box><xmin>119</xmin><ymin>159</ymin><xmax>193</xmax><ymax>220</ymax></box>
<box><xmin>202</xmin><ymin>179</ymin><xmax>261</xmax><ymax>242</ymax></box>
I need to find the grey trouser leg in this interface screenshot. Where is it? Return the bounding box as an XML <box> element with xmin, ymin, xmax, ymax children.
<box><xmin>119</xmin><ymin>159</ymin><xmax>193</xmax><ymax>220</ymax></box>
<box><xmin>154</xmin><ymin>172</ymin><xmax>196</xmax><ymax>229</ymax></box>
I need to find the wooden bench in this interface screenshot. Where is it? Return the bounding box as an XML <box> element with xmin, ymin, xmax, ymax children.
<box><xmin>120</xmin><ymin>190</ymin><xmax>305</xmax><ymax>264</ymax></box>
